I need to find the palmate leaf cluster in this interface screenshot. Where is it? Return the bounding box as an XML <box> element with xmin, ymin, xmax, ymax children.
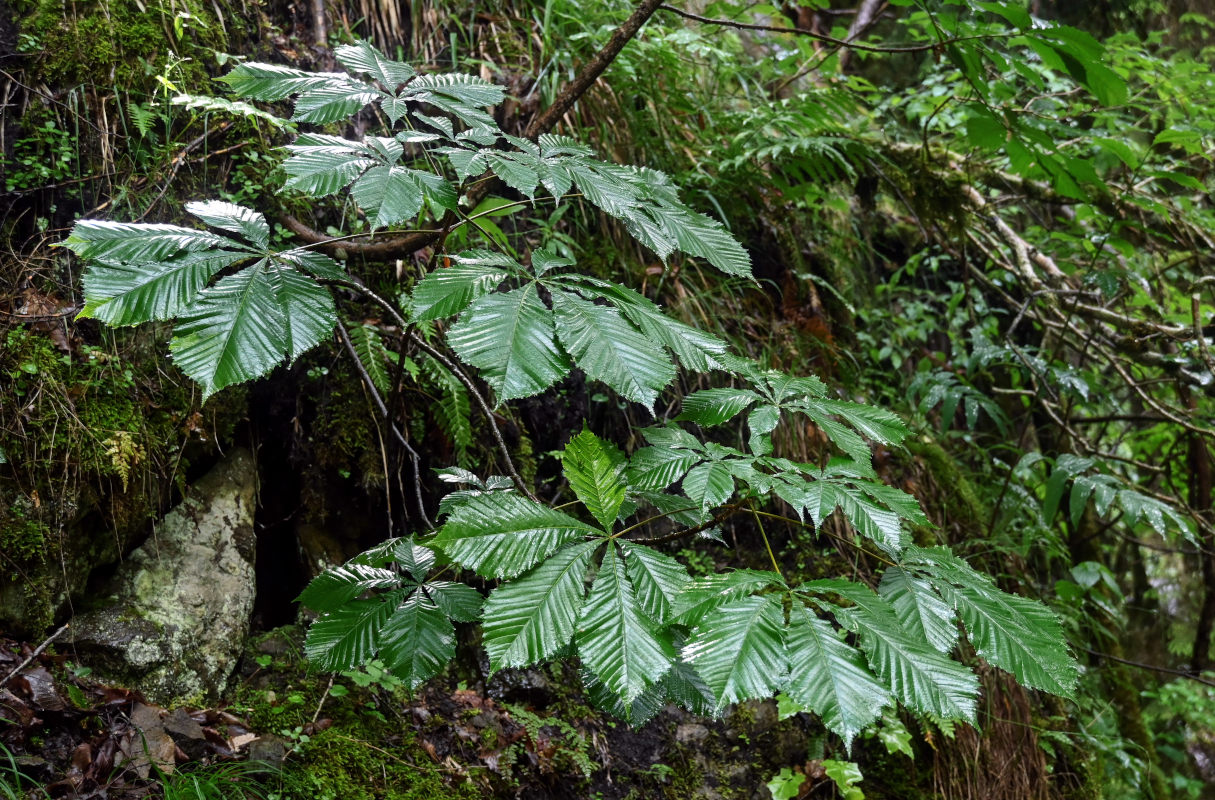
<box><xmin>61</xmin><ymin>40</ymin><xmax>1079</xmax><ymax>748</ymax></box>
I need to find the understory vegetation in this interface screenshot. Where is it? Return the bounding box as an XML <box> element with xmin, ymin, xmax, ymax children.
<box><xmin>2</xmin><ymin>0</ymin><xmax>1214</xmax><ymax>798</ymax></box>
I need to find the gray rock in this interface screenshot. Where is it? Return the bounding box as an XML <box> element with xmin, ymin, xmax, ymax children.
<box><xmin>246</xmin><ymin>734</ymin><xmax>289</xmax><ymax>768</ymax></box>
<box><xmin>69</xmin><ymin>449</ymin><xmax>258</xmax><ymax>705</ymax></box>
<box><xmin>675</xmin><ymin>723</ymin><xmax>711</xmax><ymax>744</ymax></box>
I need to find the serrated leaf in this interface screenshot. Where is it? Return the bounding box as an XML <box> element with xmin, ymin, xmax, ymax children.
<box><xmin>671</xmin><ymin>570</ymin><xmax>782</xmax><ymax>627</ymax></box>
<box><xmin>277</xmin><ymin>249</ymin><xmax>347</xmax><ymax>281</ymax></box>
<box><xmin>683</xmin><ymin>595</ymin><xmax>787</xmax><ymax>710</ymax></box>
<box><xmin>292</xmin><ymin>83</ymin><xmax>385</xmax><ymax>123</ymax></box>
<box><xmin>936</xmin><ymin>581</ymin><xmax>1078</xmax><ymax>697</ymax></box>
<box><xmin>804</xmin><ymin>579</ymin><xmax>978</xmax><ymax>720</ymax></box>
<box><xmin>221</xmin><ymin>62</ymin><xmax>341</xmax><ymax>101</ymax></box>
<box><xmin>335</xmin><ymin>40</ymin><xmax>416</xmax><ymax>87</ymax></box>
<box><xmin>169</xmin><ymin>261</ymin><xmax>287</xmax><ymax>399</ymax></box>
<box><xmin>186</xmin><ymin>200</ymin><xmax>270</xmax><ymax>248</ymax></box>
<box><xmin>578</xmin><ymin>545</ymin><xmax>675</xmax><ymax>702</ymax></box>
<box><xmin>410</xmin><ymin>264</ymin><xmax>510</xmax><ymax>321</ymax></box>
<box><xmin>551</xmin><ymin>289</ymin><xmax>675</xmax><ymax>409</ymax></box>
<box><xmin>784</xmin><ymin>604</ymin><xmax>889</xmax><ymax>748</ymax></box>
<box><xmin>562</xmin><ymin>428</ymin><xmax>627</xmax><ymax>531</ymax></box>
<box><xmin>482</xmin><ymin>541</ymin><xmax>599</xmax><ymax>670</ymax></box>
<box><xmin>265</xmin><ymin>262</ymin><xmax>336</xmax><ymax>361</ymax></box>
<box><xmin>682</xmin><ymin>461</ymin><xmax>734</xmax><ymax>512</ymax></box>
<box><xmin>392</xmin><ymin>538</ymin><xmax>435</xmax><ymax>581</ymax></box>
<box><xmin>379</xmin><ymin>591</ymin><xmax>455</xmax><ymax>689</ymax></box>
<box><xmin>447</xmin><ymin>284</ymin><xmax>571</xmax><ymax>402</ymax></box>
<box><xmin>748</xmin><ymin>404</ymin><xmax>780</xmax><ymax>455</ymax></box>
<box><xmin>296</xmin><ymin>563</ymin><xmax>403</xmax><ymax>612</ymax></box>
<box><xmin>432</xmin><ymin>492</ymin><xmax>601</xmax><ymax>579</ymax></box>
<box><xmin>621</xmin><ymin>542</ymin><xmax>692</xmax><ymax>624</ymax></box>
<box><xmin>588</xmin><ymin>283</ymin><xmax>728</xmax><ymax>372</ymax></box>
<box><xmin>79</xmin><ymin>250</ymin><xmax>250</xmax><ymax>326</ymax></box>
<box><xmin>627</xmin><ymin>447</ymin><xmax>703</xmax><ymax>491</ymax></box>
<box><xmin>423</xmin><ymin>581</ymin><xmax>483</xmax><ymax>622</ymax></box>
<box><xmin>64</xmin><ymin>220</ymin><xmax>236</xmax><ymax>263</ymax></box>
<box><xmin>486</xmin><ymin>152</ymin><xmax>540</xmax><ymax>198</ymax></box>
<box><xmin>282</xmin><ymin>138</ymin><xmax>376</xmax><ymax>197</ymax></box>
<box><xmin>305</xmin><ymin>590</ymin><xmax>406</xmax><ymax>670</ymax></box>
<box><xmin>878</xmin><ymin>567</ymin><xmax>958</xmax><ymax>654</ymax></box>
<box><xmin>677</xmin><ymin>388</ymin><xmax>761</xmax><ymax>426</ymax></box>
<box><xmin>349</xmin><ymin>166</ymin><xmax>428</xmax><ymax>229</ymax></box>
<box><xmin>405</xmin><ymin>72</ymin><xmax>505</xmax><ymax>108</ymax></box>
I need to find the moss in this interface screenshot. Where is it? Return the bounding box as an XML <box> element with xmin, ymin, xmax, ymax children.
<box><xmin>281</xmin><ymin>728</ymin><xmax>482</xmax><ymax>800</ymax></box>
<box><xmin>905</xmin><ymin>435</ymin><xmax>989</xmax><ymax>541</ymax></box>
<box><xmin>17</xmin><ymin>0</ymin><xmax>231</xmax><ymax>89</ymax></box>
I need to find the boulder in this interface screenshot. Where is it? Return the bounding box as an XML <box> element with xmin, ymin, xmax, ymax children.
<box><xmin>69</xmin><ymin>449</ymin><xmax>257</xmax><ymax>705</ymax></box>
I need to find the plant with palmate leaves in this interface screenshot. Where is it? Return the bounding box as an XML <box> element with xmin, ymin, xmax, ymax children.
<box><xmin>62</xmin><ymin>41</ymin><xmax>1078</xmax><ymax>748</ymax></box>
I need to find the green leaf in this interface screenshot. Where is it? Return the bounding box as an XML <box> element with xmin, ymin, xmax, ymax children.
<box><xmin>296</xmin><ymin>563</ymin><xmax>402</xmax><ymax>612</ymax></box>
<box><xmin>282</xmin><ymin>135</ymin><xmax>376</xmax><ymax>197</ymax></box>
<box><xmin>747</xmin><ymin>404</ymin><xmax>781</xmax><ymax>456</ymax></box>
<box><xmin>965</xmin><ymin>106</ymin><xmax>1006</xmax><ymax>150</ymax></box>
<box><xmin>578</xmin><ymin>545</ymin><xmax>675</xmax><ymax>702</ymax></box>
<box><xmin>423</xmin><ymin>581</ymin><xmax>483</xmax><ymax>622</ymax></box>
<box><xmin>392</xmin><ymin>538</ymin><xmax>435</xmax><ymax>581</ymax></box>
<box><xmin>572</xmin><ymin>281</ymin><xmax>728</xmax><ymax>371</ymax></box>
<box><xmin>878</xmin><ymin>567</ymin><xmax>958</xmax><ymax>654</ymax></box>
<box><xmin>677</xmin><ymin>388</ymin><xmax>762</xmax><ymax>426</ymax></box>
<box><xmin>168</xmin><ymin>261</ymin><xmax>287</xmax><ymax>399</ymax></box>
<box><xmin>482</xmin><ymin>540</ymin><xmax>599</xmax><ymax>670</ymax></box>
<box><xmin>378</xmin><ymin>591</ymin><xmax>455</xmax><ymax>689</ymax></box>
<box><xmin>627</xmin><ymin>446</ymin><xmax>703</xmax><ymax>491</ymax></box>
<box><xmin>350</xmin><ymin>166</ymin><xmax>427</xmax><ymax>229</ymax></box>
<box><xmin>79</xmin><ymin>250</ymin><xmax>250</xmax><ymax>326</ymax></box>
<box><xmin>432</xmin><ymin>492</ymin><xmax>601</xmax><ymax>579</ymax></box>
<box><xmin>767</xmin><ymin>768</ymin><xmax>807</xmax><ymax>800</ymax></box>
<box><xmin>671</xmin><ymin>570</ymin><xmax>781</xmax><ymax>626</ymax></box>
<box><xmin>334</xmin><ymin>40</ymin><xmax>416</xmax><ymax>88</ymax></box>
<box><xmin>347</xmin><ymin>323</ymin><xmax>392</xmax><ymax>396</ymax></box>
<box><xmin>305</xmin><ymin>590</ymin><xmax>406</xmax><ymax>671</ymax></box>
<box><xmin>804</xmin><ymin>580</ymin><xmax>978</xmax><ymax>720</ymax></box>
<box><xmin>186</xmin><ymin>200</ymin><xmax>270</xmax><ymax>248</ymax></box>
<box><xmin>683</xmin><ymin>595</ymin><xmax>787</xmax><ymax>711</ymax></box>
<box><xmin>265</xmin><ymin>262</ymin><xmax>336</xmax><ymax>362</ymax></box>
<box><xmin>784</xmin><ymin>604</ymin><xmax>889</xmax><ymax>747</ymax></box>
<box><xmin>934</xmin><ymin>579</ymin><xmax>1078</xmax><ymax>697</ymax></box>
<box><xmin>682</xmin><ymin>461</ymin><xmax>734</xmax><ymax>512</ymax></box>
<box><xmin>562</xmin><ymin>428</ymin><xmax>627</xmax><ymax>531</ymax></box>
<box><xmin>291</xmin><ymin>83</ymin><xmax>385</xmax><ymax>124</ymax></box>
<box><xmin>551</xmin><ymin>289</ymin><xmax>676</xmax><ymax>409</ymax></box>
<box><xmin>486</xmin><ymin>152</ymin><xmax>540</xmax><ymax>198</ymax></box>
<box><xmin>64</xmin><ymin>220</ymin><xmax>236</xmax><ymax>263</ymax></box>
<box><xmin>221</xmin><ymin>62</ymin><xmax>336</xmax><ymax>101</ymax></box>
<box><xmin>447</xmin><ymin>284</ymin><xmax>571</xmax><ymax>402</ymax></box>
<box><xmin>621</xmin><ymin>542</ymin><xmax>692</xmax><ymax>624</ymax></box>
<box><xmin>410</xmin><ymin>262</ymin><xmax>509</xmax><ymax>322</ymax></box>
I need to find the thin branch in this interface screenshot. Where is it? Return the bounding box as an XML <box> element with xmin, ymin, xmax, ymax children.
<box><xmin>658</xmin><ymin>4</ymin><xmax>979</xmax><ymax>54</ymax></box>
<box><xmin>2</xmin><ymin>623</ymin><xmax>69</xmax><ymax>687</ymax></box>
<box><xmin>1083</xmin><ymin>647</ymin><xmax>1215</xmax><ymax>687</ymax></box>
<box><xmin>633</xmin><ymin>504</ymin><xmax>741</xmax><ymax>544</ymax></box>
<box><xmin>337</xmin><ymin>322</ymin><xmax>433</xmax><ymax>531</ymax></box>
<box><xmin>406</xmin><ymin>331</ymin><xmax>536</xmax><ymax>502</ymax></box>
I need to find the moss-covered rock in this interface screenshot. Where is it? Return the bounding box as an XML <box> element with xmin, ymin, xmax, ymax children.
<box><xmin>68</xmin><ymin>448</ymin><xmax>258</xmax><ymax>705</ymax></box>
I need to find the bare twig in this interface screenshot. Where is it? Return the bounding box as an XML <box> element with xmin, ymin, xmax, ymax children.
<box><xmin>337</xmin><ymin>322</ymin><xmax>433</xmax><ymax>531</ymax></box>
<box><xmin>2</xmin><ymin>623</ymin><xmax>69</xmax><ymax>687</ymax></box>
<box><xmin>658</xmin><ymin>4</ymin><xmax>980</xmax><ymax>54</ymax></box>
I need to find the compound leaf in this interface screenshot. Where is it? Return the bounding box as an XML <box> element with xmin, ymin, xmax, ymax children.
<box><xmin>482</xmin><ymin>540</ymin><xmax>599</xmax><ymax>670</ymax></box>
<box><xmin>432</xmin><ymin>492</ymin><xmax>601</xmax><ymax>579</ymax></box>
